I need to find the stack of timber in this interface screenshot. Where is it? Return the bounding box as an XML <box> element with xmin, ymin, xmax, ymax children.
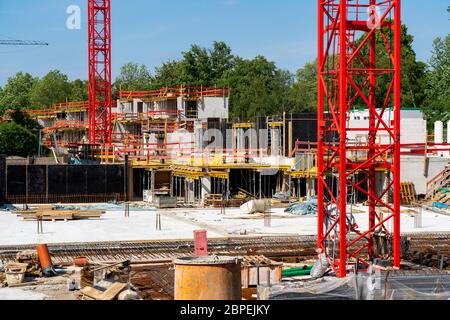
<box><xmin>203</xmin><ymin>194</ymin><xmax>224</xmax><ymax>207</ymax></box>
<box><xmin>15</xmin><ymin>209</ymin><xmax>104</xmax><ymax>221</ymax></box>
<box><xmin>427</xmin><ymin>165</ymin><xmax>450</xmax><ymax>204</ymax></box>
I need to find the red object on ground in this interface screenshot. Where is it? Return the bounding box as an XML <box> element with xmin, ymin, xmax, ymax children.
<box><xmin>73</xmin><ymin>257</ymin><xmax>89</xmax><ymax>267</ymax></box>
<box><xmin>36</xmin><ymin>244</ymin><xmax>53</xmax><ymax>270</ymax></box>
<box><xmin>194</xmin><ymin>230</ymin><xmax>208</xmax><ymax>256</ymax></box>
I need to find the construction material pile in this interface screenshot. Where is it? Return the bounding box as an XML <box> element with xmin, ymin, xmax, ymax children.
<box><xmin>272</xmin><ymin>192</ymin><xmax>290</xmax><ymax>202</ymax></box>
<box><xmin>15</xmin><ymin>208</ymin><xmax>104</xmax><ymax>221</ymax></box>
<box><xmin>54</xmin><ymin>203</ymin><xmax>154</xmax><ymax>211</ymax></box>
<box><xmin>284</xmin><ymin>197</ymin><xmax>318</xmax><ymax>216</ymax></box>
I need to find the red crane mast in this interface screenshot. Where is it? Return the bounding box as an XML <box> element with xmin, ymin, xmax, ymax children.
<box><xmin>88</xmin><ymin>0</ymin><xmax>112</xmax><ymax>146</ymax></box>
<box><xmin>317</xmin><ymin>0</ymin><xmax>402</xmax><ymax>277</ymax></box>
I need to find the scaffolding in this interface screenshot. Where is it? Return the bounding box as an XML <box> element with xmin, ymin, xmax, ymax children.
<box><xmin>317</xmin><ymin>0</ymin><xmax>402</xmax><ymax>277</ymax></box>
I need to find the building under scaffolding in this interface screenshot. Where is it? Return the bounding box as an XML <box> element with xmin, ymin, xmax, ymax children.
<box><xmin>8</xmin><ymin>87</ymin><xmax>448</xmax><ymax>206</ymax></box>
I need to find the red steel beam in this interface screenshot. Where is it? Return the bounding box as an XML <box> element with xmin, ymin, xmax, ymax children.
<box><xmin>317</xmin><ymin>0</ymin><xmax>402</xmax><ymax>277</ymax></box>
<box><xmin>88</xmin><ymin>0</ymin><xmax>112</xmax><ymax>146</ymax></box>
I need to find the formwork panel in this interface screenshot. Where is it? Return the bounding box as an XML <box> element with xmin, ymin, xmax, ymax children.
<box><xmin>67</xmin><ymin>166</ymin><xmax>87</xmax><ymax>195</ymax></box>
<box><xmin>105</xmin><ymin>165</ymin><xmax>124</xmax><ymax>194</ymax></box>
<box><xmin>27</xmin><ymin>165</ymin><xmax>46</xmax><ymax>195</ymax></box>
<box><xmin>48</xmin><ymin>166</ymin><xmax>68</xmax><ymax>195</ymax></box>
<box><xmin>6</xmin><ymin>165</ymin><xmax>26</xmax><ymax>196</ymax></box>
<box><xmin>87</xmin><ymin>165</ymin><xmax>106</xmax><ymax>194</ymax></box>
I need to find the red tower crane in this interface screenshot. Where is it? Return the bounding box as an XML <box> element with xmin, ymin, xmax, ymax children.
<box><xmin>88</xmin><ymin>0</ymin><xmax>112</xmax><ymax>146</ymax></box>
<box><xmin>317</xmin><ymin>0</ymin><xmax>402</xmax><ymax>277</ymax></box>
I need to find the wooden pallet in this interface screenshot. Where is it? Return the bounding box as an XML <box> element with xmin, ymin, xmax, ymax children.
<box><xmin>203</xmin><ymin>194</ymin><xmax>224</xmax><ymax>207</ymax></box>
<box><xmin>400</xmin><ymin>182</ymin><xmax>417</xmax><ymax>205</ymax></box>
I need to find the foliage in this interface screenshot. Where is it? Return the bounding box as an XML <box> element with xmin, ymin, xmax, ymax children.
<box><xmin>9</xmin><ymin>109</ymin><xmax>42</xmax><ymax>131</ymax></box>
<box><xmin>0</xmin><ymin>122</ymin><xmax>38</xmax><ymax>157</ymax></box>
<box><xmin>0</xmin><ymin>72</ymin><xmax>37</xmax><ymax>109</ymax></box>
<box><xmin>353</xmin><ymin>24</ymin><xmax>428</xmax><ymax>109</ymax></box>
<box><xmin>70</xmin><ymin>79</ymin><xmax>88</xmax><ymax>101</ymax></box>
<box><xmin>114</xmin><ymin>63</ymin><xmax>153</xmax><ymax>92</ymax></box>
<box><xmin>29</xmin><ymin>70</ymin><xmax>72</xmax><ymax>108</ymax></box>
<box><xmin>287</xmin><ymin>61</ymin><xmax>318</xmax><ymax>113</ymax></box>
<box><xmin>151</xmin><ymin>42</ymin><xmax>293</xmax><ymax>120</ymax></box>
<box><xmin>423</xmin><ymin>34</ymin><xmax>450</xmax><ymax>122</ymax></box>
<box><xmin>223</xmin><ymin>56</ymin><xmax>293</xmax><ymax>120</ymax></box>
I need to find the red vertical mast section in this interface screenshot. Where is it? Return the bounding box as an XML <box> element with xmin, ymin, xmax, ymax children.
<box><xmin>88</xmin><ymin>0</ymin><xmax>112</xmax><ymax>146</ymax></box>
<box><xmin>317</xmin><ymin>0</ymin><xmax>402</xmax><ymax>277</ymax></box>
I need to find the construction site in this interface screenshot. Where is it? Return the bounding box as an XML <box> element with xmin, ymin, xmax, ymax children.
<box><xmin>0</xmin><ymin>0</ymin><xmax>450</xmax><ymax>302</ymax></box>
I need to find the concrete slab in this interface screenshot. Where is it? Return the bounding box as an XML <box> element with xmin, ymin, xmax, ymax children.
<box><xmin>0</xmin><ymin>205</ymin><xmax>449</xmax><ymax>246</ymax></box>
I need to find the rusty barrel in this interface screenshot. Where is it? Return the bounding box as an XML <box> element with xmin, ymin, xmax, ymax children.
<box><xmin>174</xmin><ymin>256</ymin><xmax>242</xmax><ymax>300</ymax></box>
<box><xmin>36</xmin><ymin>244</ymin><xmax>53</xmax><ymax>273</ymax></box>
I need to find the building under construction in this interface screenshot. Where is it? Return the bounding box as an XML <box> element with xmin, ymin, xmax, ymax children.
<box><xmin>0</xmin><ymin>0</ymin><xmax>450</xmax><ymax>302</ymax></box>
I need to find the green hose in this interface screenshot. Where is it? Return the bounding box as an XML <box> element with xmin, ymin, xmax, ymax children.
<box><xmin>282</xmin><ymin>266</ymin><xmax>313</xmax><ymax>277</ymax></box>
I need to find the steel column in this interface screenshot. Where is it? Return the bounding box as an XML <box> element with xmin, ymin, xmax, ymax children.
<box><xmin>317</xmin><ymin>0</ymin><xmax>402</xmax><ymax>277</ymax></box>
<box><xmin>88</xmin><ymin>0</ymin><xmax>112</xmax><ymax>146</ymax></box>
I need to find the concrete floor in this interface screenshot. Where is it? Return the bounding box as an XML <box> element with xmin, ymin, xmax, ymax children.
<box><xmin>0</xmin><ymin>204</ymin><xmax>449</xmax><ymax>245</ymax></box>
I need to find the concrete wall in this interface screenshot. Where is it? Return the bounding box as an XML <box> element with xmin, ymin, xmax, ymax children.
<box><xmin>198</xmin><ymin>97</ymin><xmax>229</xmax><ymax>120</ymax></box>
<box><xmin>400</xmin><ymin>155</ymin><xmax>449</xmax><ymax>195</ymax></box>
<box><xmin>348</xmin><ymin>109</ymin><xmax>427</xmax><ymax>145</ymax></box>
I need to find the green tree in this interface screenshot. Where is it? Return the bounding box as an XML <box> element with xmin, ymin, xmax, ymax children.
<box><xmin>0</xmin><ymin>72</ymin><xmax>37</xmax><ymax>109</ymax></box>
<box><xmin>114</xmin><ymin>62</ymin><xmax>153</xmax><ymax>92</ymax></box>
<box><xmin>287</xmin><ymin>61</ymin><xmax>318</xmax><ymax>113</ymax></box>
<box><xmin>152</xmin><ymin>41</ymin><xmax>236</xmax><ymax>87</ymax></box>
<box><xmin>424</xmin><ymin>34</ymin><xmax>450</xmax><ymax>121</ymax></box>
<box><xmin>0</xmin><ymin>122</ymin><xmax>38</xmax><ymax>157</ymax></box>
<box><xmin>70</xmin><ymin>79</ymin><xmax>88</xmax><ymax>101</ymax></box>
<box><xmin>9</xmin><ymin>109</ymin><xmax>41</xmax><ymax>131</ymax></box>
<box><xmin>153</xmin><ymin>60</ymin><xmax>184</xmax><ymax>88</ymax></box>
<box><xmin>223</xmin><ymin>56</ymin><xmax>292</xmax><ymax>120</ymax></box>
<box><xmin>30</xmin><ymin>70</ymin><xmax>72</xmax><ymax>108</ymax></box>
<box><xmin>354</xmin><ymin>24</ymin><xmax>427</xmax><ymax>109</ymax></box>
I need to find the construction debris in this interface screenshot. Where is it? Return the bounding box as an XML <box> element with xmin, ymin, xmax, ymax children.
<box><xmin>80</xmin><ymin>282</ymin><xmax>128</xmax><ymax>300</ymax></box>
<box><xmin>284</xmin><ymin>198</ymin><xmax>318</xmax><ymax>216</ymax></box>
<box><xmin>272</xmin><ymin>192</ymin><xmax>290</xmax><ymax>202</ymax></box>
<box><xmin>4</xmin><ymin>263</ymin><xmax>28</xmax><ymax>286</ymax></box>
<box><xmin>240</xmin><ymin>199</ymin><xmax>270</xmax><ymax>214</ymax></box>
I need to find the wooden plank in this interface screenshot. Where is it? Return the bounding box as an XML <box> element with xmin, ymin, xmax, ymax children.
<box><xmin>80</xmin><ymin>286</ymin><xmax>105</xmax><ymax>300</ymax></box>
<box><xmin>100</xmin><ymin>283</ymin><xmax>128</xmax><ymax>300</ymax></box>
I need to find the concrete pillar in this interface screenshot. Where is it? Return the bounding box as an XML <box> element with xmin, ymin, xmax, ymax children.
<box><xmin>194</xmin><ymin>121</ymin><xmax>203</xmax><ymax>153</ymax></box>
<box><xmin>375</xmin><ymin>171</ymin><xmax>390</xmax><ymax>204</ymax></box>
<box><xmin>0</xmin><ymin>155</ymin><xmax>6</xmax><ymax>204</ymax></box>
<box><xmin>150</xmin><ymin>170</ymin><xmax>156</xmax><ymax>203</ymax></box>
<box><xmin>186</xmin><ymin>179</ymin><xmax>195</xmax><ymax>204</ymax></box>
<box><xmin>306</xmin><ymin>178</ymin><xmax>316</xmax><ymax>198</ymax></box>
<box><xmin>446</xmin><ymin>120</ymin><xmax>450</xmax><ymax>157</ymax></box>
<box><xmin>201</xmin><ymin>176</ymin><xmax>212</xmax><ymax>201</ymax></box>
<box><xmin>435</xmin><ymin>121</ymin><xmax>444</xmax><ymax>157</ymax></box>
<box><xmin>271</xmin><ymin>128</ymin><xmax>281</xmax><ymax>156</ymax></box>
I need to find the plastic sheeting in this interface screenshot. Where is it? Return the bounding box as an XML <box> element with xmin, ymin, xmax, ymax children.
<box><xmin>285</xmin><ymin>197</ymin><xmax>318</xmax><ymax>216</ymax></box>
<box><xmin>258</xmin><ymin>271</ymin><xmax>450</xmax><ymax>300</ymax></box>
<box><xmin>272</xmin><ymin>192</ymin><xmax>290</xmax><ymax>201</ymax></box>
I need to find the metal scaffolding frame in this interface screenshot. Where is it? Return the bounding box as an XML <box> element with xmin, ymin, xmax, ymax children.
<box><xmin>317</xmin><ymin>0</ymin><xmax>402</xmax><ymax>277</ymax></box>
<box><xmin>88</xmin><ymin>0</ymin><xmax>113</xmax><ymax>146</ymax></box>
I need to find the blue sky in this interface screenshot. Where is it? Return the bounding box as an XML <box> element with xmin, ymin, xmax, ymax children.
<box><xmin>0</xmin><ymin>0</ymin><xmax>448</xmax><ymax>86</ymax></box>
